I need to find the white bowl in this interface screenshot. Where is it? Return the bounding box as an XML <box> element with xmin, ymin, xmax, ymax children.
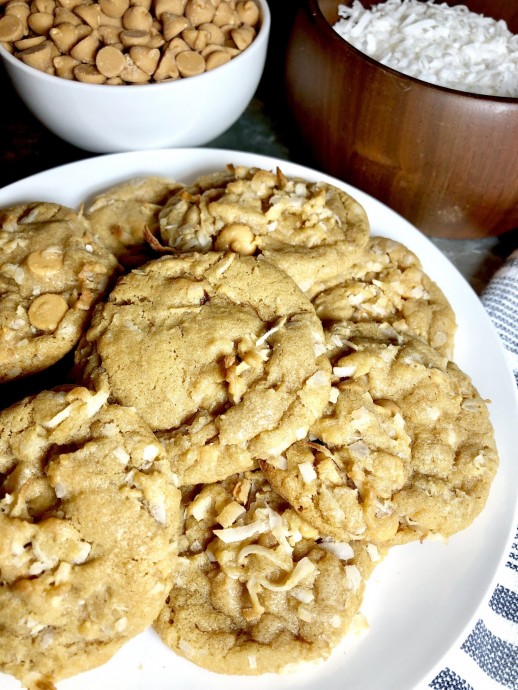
<box><xmin>0</xmin><ymin>0</ymin><xmax>270</xmax><ymax>153</ymax></box>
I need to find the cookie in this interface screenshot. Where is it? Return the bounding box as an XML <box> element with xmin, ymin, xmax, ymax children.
<box><xmin>0</xmin><ymin>385</ymin><xmax>180</xmax><ymax>689</ymax></box>
<box><xmin>158</xmin><ymin>165</ymin><xmax>370</xmax><ymax>298</ymax></box>
<box><xmin>85</xmin><ymin>176</ymin><xmax>183</xmax><ymax>266</ymax></box>
<box><xmin>154</xmin><ymin>469</ymin><xmax>382</xmax><ymax>675</ymax></box>
<box><xmin>262</xmin><ymin>322</ymin><xmax>498</xmax><ymax>545</ymax></box>
<box><xmin>312</xmin><ymin>236</ymin><xmax>457</xmax><ymax>357</ymax></box>
<box><xmin>0</xmin><ymin>202</ymin><xmax>119</xmax><ymax>383</ymax></box>
<box><xmin>74</xmin><ymin>252</ymin><xmax>331</xmax><ymax>485</ymax></box>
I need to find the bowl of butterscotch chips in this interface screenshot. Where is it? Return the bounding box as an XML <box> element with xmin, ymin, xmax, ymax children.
<box><xmin>0</xmin><ymin>0</ymin><xmax>270</xmax><ymax>151</ymax></box>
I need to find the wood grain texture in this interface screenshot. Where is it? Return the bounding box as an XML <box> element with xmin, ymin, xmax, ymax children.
<box><xmin>284</xmin><ymin>0</ymin><xmax>518</xmax><ymax>238</ymax></box>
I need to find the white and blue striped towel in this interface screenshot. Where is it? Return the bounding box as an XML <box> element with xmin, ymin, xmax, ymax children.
<box><xmin>429</xmin><ymin>249</ymin><xmax>518</xmax><ymax>690</ymax></box>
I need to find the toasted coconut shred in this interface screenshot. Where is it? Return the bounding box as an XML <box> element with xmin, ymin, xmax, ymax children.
<box><xmin>333</xmin><ymin>0</ymin><xmax>518</xmax><ymax>96</ymax></box>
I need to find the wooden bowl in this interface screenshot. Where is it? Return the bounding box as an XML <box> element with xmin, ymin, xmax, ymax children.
<box><xmin>284</xmin><ymin>0</ymin><xmax>518</xmax><ymax>238</ymax></box>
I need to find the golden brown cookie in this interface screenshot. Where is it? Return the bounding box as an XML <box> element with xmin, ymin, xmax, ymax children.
<box><xmin>0</xmin><ymin>202</ymin><xmax>119</xmax><ymax>383</ymax></box>
<box><xmin>262</xmin><ymin>322</ymin><xmax>498</xmax><ymax>545</ymax></box>
<box><xmin>154</xmin><ymin>469</ymin><xmax>382</xmax><ymax>674</ymax></box>
<box><xmin>0</xmin><ymin>385</ymin><xmax>180</xmax><ymax>689</ymax></box>
<box><xmin>74</xmin><ymin>252</ymin><xmax>331</xmax><ymax>484</ymax></box>
<box><xmin>158</xmin><ymin>165</ymin><xmax>370</xmax><ymax>298</ymax></box>
<box><xmin>312</xmin><ymin>236</ymin><xmax>457</xmax><ymax>357</ymax></box>
<box><xmin>85</xmin><ymin>176</ymin><xmax>183</xmax><ymax>267</ymax></box>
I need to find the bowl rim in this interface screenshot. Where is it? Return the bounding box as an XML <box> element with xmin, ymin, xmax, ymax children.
<box><xmin>305</xmin><ymin>0</ymin><xmax>518</xmax><ymax>102</ymax></box>
<box><xmin>0</xmin><ymin>0</ymin><xmax>270</xmax><ymax>92</ymax></box>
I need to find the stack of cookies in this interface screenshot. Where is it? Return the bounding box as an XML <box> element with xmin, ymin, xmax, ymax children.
<box><xmin>0</xmin><ymin>165</ymin><xmax>499</xmax><ymax>688</ymax></box>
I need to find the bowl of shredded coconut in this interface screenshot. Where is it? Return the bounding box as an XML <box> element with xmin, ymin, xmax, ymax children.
<box><xmin>284</xmin><ymin>0</ymin><xmax>518</xmax><ymax>238</ymax></box>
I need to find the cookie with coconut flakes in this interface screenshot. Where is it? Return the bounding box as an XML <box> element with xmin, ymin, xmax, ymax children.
<box><xmin>0</xmin><ymin>385</ymin><xmax>180</xmax><ymax>689</ymax></box>
<box><xmin>74</xmin><ymin>252</ymin><xmax>331</xmax><ymax>485</ymax></box>
<box><xmin>85</xmin><ymin>176</ymin><xmax>184</xmax><ymax>268</ymax></box>
<box><xmin>0</xmin><ymin>201</ymin><xmax>119</xmax><ymax>383</ymax></box>
<box><xmin>154</xmin><ymin>469</ymin><xmax>382</xmax><ymax>675</ymax></box>
<box><xmin>158</xmin><ymin>165</ymin><xmax>370</xmax><ymax>298</ymax></box>
<box><xmin>312</xmin><ymin>236</ymin><xmax>457</xmax><ymax>358</ymax></box>
<box><xmin>262</xmin><ymin>322</ymin><xmax>498</xmax><ymax>546</ymax></box>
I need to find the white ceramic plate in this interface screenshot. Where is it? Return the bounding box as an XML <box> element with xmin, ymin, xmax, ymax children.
<box><xmin>1</xmin><ymin>149</ymin><xmax>517</xmax><ymax>690</ymax></box>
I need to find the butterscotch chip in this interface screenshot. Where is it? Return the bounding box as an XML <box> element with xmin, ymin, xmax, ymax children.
<box><xmin>236</xmin><ymin>0</ymin><xmax>260</xmax><ymax>25</ymax></box>
<box><xmin>53</xmin><ymin>6</ymin><xmax>83</xmax><ymax>25</ymax></box>
<box><xmin>0</xmin><ymin>202</ymin><xmax>119</xmax><ymax>383</ymax></box>
<box><xmin>184</xmin><ymin>0</ymin><xmax>216</xmax><ymax>26</ymax></box>
<box><xmin>231</xmin><ymin>23</ymin><xmax>255</xmax><ymax>50</ymax></box>
<box><xmin>53</xmin><ymin>52</ymin><xmax>80</xmax><ymax>78</ymax></box>
<box><xmin>119</xmin><ymin>28</ymin><xmax>150</xmax><ymax>47</ymax></box>
<box><xmin>312</xmin><ymin>236</ymin><xmax>457</xmax><ymax>358</ymax></box>
<box><xmin>205</xmin><ymin>48</ymin><xmax>230</xmax><ymax>70</ymax></box>
<box><xmin>95</xmin><ymin>44</ymin><xmax>126</xmax><ymax>77</ymax></box>
<box><xmin>27</xmin><ymin>293</ymin><xmax>69</xmax><ymax>331</ymax></box>
<box><xmin>0</xmin><ymin>14</ymin><xmax>25</xmax><ymax>41</ymax></box>
<box><xmin>176</xmin><ymin>48</ymin><xmax>205</xmax><ymax>76</ymax></box>
<box><xmin>69</xmin><ymin>31</ymin><xmax>99</xmax><ymax>63</ymax></box>
<box><xmin>99</xmin><ymin>0</ymin><xmax>129</xmax><ymax>19</ymax></box>
<box><xmin>27</xmin><ymin>10</ymin><xmax>54</xmax><ymax>34</ymax></box>
<box><xmin>73</xmin><ymin>2</ymin><xmax>101</xmax><ymax>28</ymax></box>
<box><xmin>199</xmin><ymin>21</ymin><xmax>224</xmax><ymax>44</ymax></box>
<box><xmin>0</xmin><ymin>386</ymin><xmax>180</xmax><ymax>689</ymax></box>
<box><xmin>262</xmin><ymin>322</ymin><xmax>499</xmax><ymax>545</ymax></box>
<box><xmin>14</xmin><ymin>34</ymin><xmax>46</xmax><ymax>50</ymax></box>
<box><xmin>5</xmin><ymin>2</ymin><xmax>31</xmax><ymax>22</ymax></box>
<box><xmin>129</xmin><ymin>44</ymin><xmax>160</xmax><ymax>74</ymax></box>
<box><xmin>49</xmin><ymin>22</ymin><xmax>86</xmax><ymax>53</ymax></box>
<box><xmin>158</xmin><ymin>165</ymin><xmax>370</xmax><ymax>299</ymax></box>
<box><xmin>155</xmin><ymin>469</ymin><xmax>382</xmax><ymax>674</ymax></box>
<box><xmin>73</xmin><ymin>253</ymin><xmax>331</xmax><ymax>485</ymax></box>
<box><xmin>153</xmin><ymin>48</ymin><xmax>179</xmax><ymax>79</ymax></box>
<box><xmin>119</xmin><ymin>51</ymin><xmax>151</xmax><ymax>80</ymax></box>
<box><xmin>26</xmin><ymin>248</ymin><xmax>64</xmax><ymax>275</ymax></box>
<box><xmin>17</xmin><ymin>41</ymin><xmax>53</xmax><ymax>71</ymax></box>
<box><xmin>122</xmin><ymin>4</ymin><xmax>153</xmax><ymax>30</ymax></box>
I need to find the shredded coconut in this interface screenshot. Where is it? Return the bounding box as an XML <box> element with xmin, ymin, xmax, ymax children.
<box><xmin>298</xmin><ymin>461</ymin><xmax>317</xmax><ymax>483</ymax></box>
<box><xmin>333</xmin><ymin>0</ymin><xmax>518</xmax><ymax>96</ymax></box>
<box><xmin>320</xmin><ymin>541</ymin><xmax>354</xmax><ymax>561</ymax></box>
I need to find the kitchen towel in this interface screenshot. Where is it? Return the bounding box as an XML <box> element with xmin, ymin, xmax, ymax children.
<box><xmin>429</xmin><ymin>248</ymin><xmax>518</xmax><ymax>690</ymax></box>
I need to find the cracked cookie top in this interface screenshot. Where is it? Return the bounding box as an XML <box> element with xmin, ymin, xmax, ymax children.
<box><xmin>158</xmin><ymin>165</ymin><xmax>370</xmax><ymax>298</ymax></box>
<box><xmin>74</xmin><ymin>252</ymin><xmax>331</xmax><ymax>484</ymax></box>
<box><xmin>154</xmin><ymin>469</ymin><xmax>382</xmax><ymax>675</ymax></box>
<box><xmin>0</xmin><ymin>386</ymin><xmax>180</xmax><ymax>689</ymax></box>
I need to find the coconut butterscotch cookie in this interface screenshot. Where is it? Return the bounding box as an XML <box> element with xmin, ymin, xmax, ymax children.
<box><xmin>0</xmin><ymin>385</ymin><xmax>180</xmax><ymax>689</ymax></box>
<box><xmin>155</xmin><ymin>469</ymin><xmax>382</xmax><ymax>675</ymax></box>
<box><xmin>74</xmin><ymin>252</ymin><xmax>331</xmax><ymax>484</ymax></box>
<box><xmin>262</xmin><ymin>322</ymin><xmax>498</xmax><ymax>546</ymax></box>
<box><xmin>158</xmin><ymin>165</ymin><xmax>370</xmax><ymax>298</ymax></box>
<box><xmin>0</xmin><ymin>201</ymin><xmax>119</xmax><ymax>383</ymax></box>
<box><xmin>85</xmin><ymin>176</ymin><xmax>184</xmax><ymax>267</ymax></box>
<box><xmin>312</xmin><ymin>236</ymin><xmax>456</xmax><ymax>358</ymax></box>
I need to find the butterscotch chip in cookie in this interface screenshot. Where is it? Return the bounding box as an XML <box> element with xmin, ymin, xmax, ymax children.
<box><xmin>312</xmin><ymin>236</ymin><xmax>457</xmax><ymax>358</ymax></box>
<box><xmin>158</xmin><ymin>165</ymin><xmax>370</xmax><ymax>298</ymax></box>
<box><xmin>85</xmin><ymin>176</ymin><xmax>184</xmax><ymax>266</ymax></box>
<box><xmin>262</xmin><ymin>322</ymin><xmax>498</xmax><ymax>545</ymax></box>
<box><xmin>0</xmin><ymin>202</ymin><xmax>119</xmax><ymax>383</ymax></box>
<box><xmin>0</xmin><ymin>386</ymin><xmax>180</xmax><ymax>689</ymax></box>
<box><xmin>74</xmin><ymin>252</ymin><xmax>331</xmax><ymax>485</ymax></box>
<box><xmin>154</xmin><ymin>469</ymin><xmax>382</xmax><ymax>674</ymax></box>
